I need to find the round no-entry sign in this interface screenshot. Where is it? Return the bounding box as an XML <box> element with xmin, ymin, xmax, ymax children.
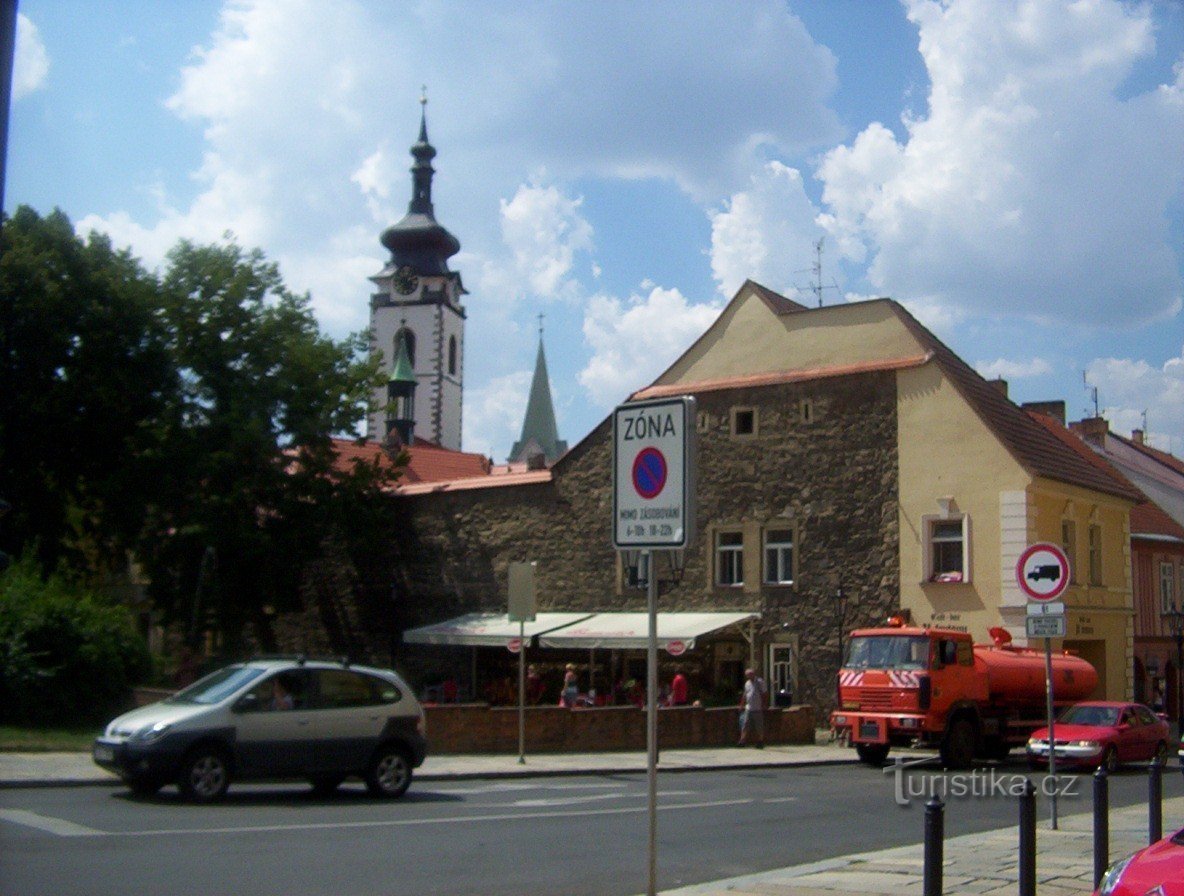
<box><xmin>1016</xmin><ymin>543</ymin><xmax>1071</xmax><ymax>601</ymax></box>
<box><xmin>506</xmin><ymin>637</ymin><xmax>523</xmax><ymax>654</ymax></box>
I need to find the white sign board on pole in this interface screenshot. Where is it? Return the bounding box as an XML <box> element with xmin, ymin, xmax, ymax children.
<box><xmin>1026</xmin><ymin>615</ymin><xmax>1067</xmax><ymax>638</ymax></box>
<box><xmin>612</xmin><ymin>396</ymin><xmax>696</xmax><ymax>550</ymax></box>
<box><xmin>507</xmin><ymin>561</ymin><xmax>537</xmax><ymax>623</ymax></box>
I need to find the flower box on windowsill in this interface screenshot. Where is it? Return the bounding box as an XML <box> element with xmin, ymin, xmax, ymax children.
<box><xmin>929</xmin><ymin>571</ymin><xmax>964</xmax><ymax>584</ymax></box>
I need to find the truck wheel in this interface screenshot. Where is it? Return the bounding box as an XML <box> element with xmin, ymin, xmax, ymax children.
<box><xmin>940</xmin><ymin>719</ymin><xmax>976</xmax><ymax>769</ymax></box>
<box><xmin>855</xmin><ymin>743</ymin><xmax>890</xmax><ymax>766</ymax></box>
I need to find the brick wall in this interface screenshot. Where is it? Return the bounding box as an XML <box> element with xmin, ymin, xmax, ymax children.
<box><xmin>424</xmin><ymin>702</ymin><xmax>815</xmax><ymax>753</ymax></box>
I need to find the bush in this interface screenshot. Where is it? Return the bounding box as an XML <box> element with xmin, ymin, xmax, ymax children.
<box><xmin>0</xmin><ymin>556</ymin><xmax>152</xmax><ymax>726</ymax></box>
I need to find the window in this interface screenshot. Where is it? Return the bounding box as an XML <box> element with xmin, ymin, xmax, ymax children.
<box><xmin>1061</xmin><ymin>519</ymin><xmax>1077</xmax><ymax>583</ymax></box>
<box><xmin>924</xmin><ymin>515</ymin><xmax>969</xmax><ymax>583</ymax></box>
<box><xmin>1088</xmin><ymin>524</ymin><xmax>1103</xmax><ymax>585</ymax></box>
<box><xmin>799</xmin><ymin>398</ymin><xmax>814</xmax><ymax>424</ymax></box>
<box><xmin>395</xmin><ymin>328</ymin><xmax>416</xmax><ymax>367</ymax></box>
<box><xmin>448</xmin><ymin>335</ymin><xmax>458</xmax><ymax>375</ymax></box>
<box><xmin>316</xmin><ymin>670</ymin><xmax>390</xmax><ymax>709</ymax></box>
<box><xmin>763</xmin><ymin>528</ymin><xmax>794</xmax><ymax>585</ymax></box>
<box><xmin>731</xmin><ymin>407</ymin><xmax>756</xmax><ymax>437</ymax></box>
<box><xmin>1162</xmin><ymin>562</ymin><xmax>1177</xmax><ymax>615</ymax></box>
<box><xmin>696</xmin><ymin>412</ymin><xmax>711</xmax><ymax>433</ymax></box>
<box><xmin>716</xmin><ymin>531</ymin><xmax>744</xmax><ymax>586</ymax></box>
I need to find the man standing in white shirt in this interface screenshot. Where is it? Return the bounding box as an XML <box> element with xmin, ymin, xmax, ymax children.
<box><xmin>738</xmin><ymin>668</ymin><xmax>767</xmax><ymax>748</ymax></box>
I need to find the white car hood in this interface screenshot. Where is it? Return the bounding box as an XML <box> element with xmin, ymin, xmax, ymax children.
<box><xmin>103</xmin><ymin>700</ymin><xmax>213</xmax><ymax>739</ymax></box>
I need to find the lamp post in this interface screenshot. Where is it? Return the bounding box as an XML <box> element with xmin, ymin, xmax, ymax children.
<box><xmin>1163</xmin><ymin>599</ymin><xmax>1184</xmax><ymax>743</ymax></box>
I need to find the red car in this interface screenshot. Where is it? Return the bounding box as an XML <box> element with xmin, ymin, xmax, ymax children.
<box><xmin>1095</xmin><ymin>827</ymin><xmax>1184</xmax><ymax>895</ymax></box>
<box><xmin>1026</xmin><ymin>701</ymin><xmax>1170</xmax><ymax>772</ymax></box>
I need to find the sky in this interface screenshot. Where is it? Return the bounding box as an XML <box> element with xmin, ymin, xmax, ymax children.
<box><xmin>6</xmin><ymin>0</ymin><xmax>1184</xmax><ymax>462</ymax></box>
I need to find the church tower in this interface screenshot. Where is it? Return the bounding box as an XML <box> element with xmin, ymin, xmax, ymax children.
<box><xmin>368</xmin><ymin>94</ymin><xmax>466</xmax><ymax>449</ymax></box>
<box><xmin>508</xmin><ymin>320</ymin><xmax>567</xmax><ymax>466</ymax></box>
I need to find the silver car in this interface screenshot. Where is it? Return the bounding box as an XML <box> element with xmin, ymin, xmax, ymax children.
<box><xmin>93</xmin><ymin>657</ymin><xmax>427</xmax><ymax>802</ymax></box>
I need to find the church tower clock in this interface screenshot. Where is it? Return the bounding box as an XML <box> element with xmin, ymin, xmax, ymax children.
<box><xmin>368</xmin><ymin>94</ymin><xmax>466</xmax><ymax>449</ymax></box>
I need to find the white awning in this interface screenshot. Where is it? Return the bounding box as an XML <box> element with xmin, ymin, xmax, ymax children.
<box><xmin>402</xmin><ymin>612</ymin><xmax>595</xmax><ymax>648</ymax></box>
<box><xmin>538</xmin><ymin>611</ymin><xmax>758</xmax><ymax>651</ymax></box>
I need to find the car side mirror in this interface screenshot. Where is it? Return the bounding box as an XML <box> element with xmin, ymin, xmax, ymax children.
<box><xmin>233</xmin><ymin>693</ymin><xmax>261</xmax><ymax>713</ymax></box>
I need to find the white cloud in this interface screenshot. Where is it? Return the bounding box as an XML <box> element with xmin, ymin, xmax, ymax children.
<box><xmin>579</xmin><ymin>286</ymin><xmax>723</xmax><ymax>408</ymax></box>
<box><xmin>709</xmin><ymin>161</ymin><xmax>822</xmax><ymax>301</ymax></box>
<box><xmin>1088</xmin><ymin>346</ymin><xmax>1184</xmax><ymax>454</ymax></box>
<box><xmin>462</xmin><ymin>369</ymin><xmax>533</xmax><ymax>461</ymax></box>
<box><xmin>975</xmin><ymin>357</ymin><xmax>1053</xmax><ymax>380</ymax></box>
<box><xmin>817</xmin><ymin>0</ymin><xmax>1184</xmax><ymax>329</ymax></box>
<box><xmin>499</xmin><ymin>181</ymin><xmax>593</xmax><ymax>300</ymax></box>
<box><xmin>13</xmin><ymin>14</ymin><xmax>49</xmax><ymax>99</ymax></box>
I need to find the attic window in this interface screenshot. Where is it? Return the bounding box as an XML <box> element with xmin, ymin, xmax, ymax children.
<box><xmin>731</xmin><ymin>407</ymin><xmax>757</xmax><ymax>438</ymax></box>
<box><xmin>696</xmin><ymin>412</ymin><xmax>712</xmax><ymax>433</ymax></box>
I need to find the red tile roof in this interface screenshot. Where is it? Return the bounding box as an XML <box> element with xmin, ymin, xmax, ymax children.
<box><xmin>328</xmin><ymin>437</ymin><xmax>491</xmax><ymax>485</ymax></box>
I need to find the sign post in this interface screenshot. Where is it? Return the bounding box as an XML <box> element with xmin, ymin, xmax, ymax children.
<box><xmin>613</xmin><ymin>396</ymin><xmax>696</xmax><ymax>896</ymax></box>
<box><xmin>1017</xmin><ymin>542</ymin><xmax>1071</xmax><ymax>829</ymax></box>
<box><xmin>508</xmin><ymin>562</ymin><xmax>537</xmax><ymax>765</ymax></box>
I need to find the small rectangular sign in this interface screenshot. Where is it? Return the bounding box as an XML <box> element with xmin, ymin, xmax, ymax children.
<box><xmin>507</xmin><ymin>562</ymin><xmax>537</xmax><ymax>622</ymax></box>
<box><xmin>1027</xmin><ymin>601</ymin><xmax>1065</xmax><ymax>616</ymax></box>
<box><xmin>1026</xmin><ymin>615</ymin><xmax>1066</xmax><ymax>638</ymax></box>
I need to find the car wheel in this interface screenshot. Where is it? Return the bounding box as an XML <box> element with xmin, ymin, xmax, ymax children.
<box><xmin>365</xmin><ymin>745</ymin><xmax>412</xmax><ymax>798</ymax></box>
<box><xmin>855</xmin><ymin>743</ymin><xmax>890</xmax><ymax>766</ymax></box>
<box><xmin>179</xmin><ymin>747</ymin><xmax>231</xmax><ymax>803</ymax></box>
<box><xmin>309</xmin><ymin>775</ymin><xmax>345</xmax><ymax>796</ymax></box>
<box><xmin>1101</xmin><ymin>745</ymin><xmax>1119</xmax><ymax>774</ymax></box>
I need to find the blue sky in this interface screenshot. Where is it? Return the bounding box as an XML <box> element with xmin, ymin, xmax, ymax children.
<box><xmin>7</xmin><ymin>0</ymin><xmax>1184</xmax><ymax>460</ymax></box>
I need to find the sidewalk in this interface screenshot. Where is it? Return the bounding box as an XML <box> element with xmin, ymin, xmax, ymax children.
<box><xmin>3</xmin><ymin>744</ymin><xmax>1180</xmax><ymax>896</ymax></box>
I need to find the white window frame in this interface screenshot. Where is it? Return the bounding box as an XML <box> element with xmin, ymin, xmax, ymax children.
<box><xmin>716</xmin><ymin>530</ymin><xmax>744</xmax><ymax>587</ymax></box>
<box><xmin>1161</xmin><ymin>562</ymin><xmax>1177</xmax><ymax>615</ymax></box>
<box><xmin>922</xmin><ymin>513</ymin><xmax>971</xmax><ymax>584</ymax></box>
<box><xmin>763</xmin><ymin>527</ymin><xmax>794</xmax><ymax>585</ymax></box>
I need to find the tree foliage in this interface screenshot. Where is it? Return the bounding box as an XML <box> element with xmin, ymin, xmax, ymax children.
<box><xmin>0</xmin><ymin>207</ymin><xmax>402</xmax><ymax>660</ymax></box>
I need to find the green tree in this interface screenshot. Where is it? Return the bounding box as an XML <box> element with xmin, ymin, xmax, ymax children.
<box><xmin>137</xmin><ymin>239</ymin><xmax>396</xmax><ymax>655</ymax></box>
<box><xmin>0</xmin><ymin>207</ymin><xmax>173</xmax><ymax>575</ymax></box>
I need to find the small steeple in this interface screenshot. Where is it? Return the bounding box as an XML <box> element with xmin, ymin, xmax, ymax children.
<box><xmin>509</xmin><ymin>315</ymin><xmax>567</xmax><ymax>466</ymax></box>
<box><xmin>385</xmin><ymin>329</ymin><xmax>417</xmax><ymax>446</ymax></box>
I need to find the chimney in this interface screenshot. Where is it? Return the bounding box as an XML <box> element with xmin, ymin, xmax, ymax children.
<box><xmin>1132</xmin><ymin>429</ymin><xmax>1145</xmax><ymax>445</ymax></box>
<box><xmin>1070</xmin><ymin>416</ymin><xmax>1109</xmax><ymax>445</ymax></box>
<box><xmin>1022</xmin><ymin>401</ymin><xmax>1066</xmax><ymax>424</ymax></box>
<box><xmin>989</xmin><ymin>378</ymin><xmax>1008</xmax><ymax>398</ymax></box>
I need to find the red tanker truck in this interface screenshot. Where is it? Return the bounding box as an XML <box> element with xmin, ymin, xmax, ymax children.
<box><xmin>829</xmin><ymin>619</ymin><xmax>1098</xmax><ymax>768</ymax></box>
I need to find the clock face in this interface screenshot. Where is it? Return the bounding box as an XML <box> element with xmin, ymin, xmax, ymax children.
<box><xmin>393</xmin><ymin>265</ymin><xmax>419</xmax><ymax>295</ymax></box>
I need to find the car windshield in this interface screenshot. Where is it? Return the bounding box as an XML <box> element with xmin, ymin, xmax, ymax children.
<box><xmin>1059</xmin><ymin>704</ymin><xmax>1119</xmax><ymax>727</ymax></box>
<box><xmin>165</xmin><ymin>666</ymin><xmax>267</xmax><ymax>705</ymax></box>
<box><xmin>843</xmin><ymin>635</ymin><xmax>930</xmax><ymax>671</ymax></box>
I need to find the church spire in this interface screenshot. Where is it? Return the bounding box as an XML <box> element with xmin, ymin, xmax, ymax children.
<box><xmin>509</xmin><ymin>316</ymin><xmax>567</xmax><ymax>466</ymax></box>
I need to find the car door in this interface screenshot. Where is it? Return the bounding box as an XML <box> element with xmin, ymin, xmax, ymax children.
<box><xmin>232</xmin><ymin>670</ymin><xmax>316</xmax><ymax>777</ymax></box>
<box><xmin>309</xmin><ymin>669</ymin><xmax>393</xmax><ymax>773</ymax></box>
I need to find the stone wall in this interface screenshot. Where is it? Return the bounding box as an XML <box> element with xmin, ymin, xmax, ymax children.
<box><xmin>391</xmin><ymin>372</ymin><xmax>901</xmax><ymax>716</ymax></box>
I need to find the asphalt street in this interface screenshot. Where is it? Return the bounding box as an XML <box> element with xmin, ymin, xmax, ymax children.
<box><xmin>3</xmin><ymin>761</ymin><xmax>1181</xmax><ymax>896</ymax></box>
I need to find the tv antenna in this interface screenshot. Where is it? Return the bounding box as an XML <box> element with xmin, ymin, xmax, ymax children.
<box><xmin>794</xmin><ymin>237</ymin><xmax>841</xmax><ymax>307</ymax></box>
<box><xmin>1082</xmin><ymin>371</ymin><xmax>1100</xmax><ymax>418</ymax></box>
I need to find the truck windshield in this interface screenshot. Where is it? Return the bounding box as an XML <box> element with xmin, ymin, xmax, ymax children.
<box><xmin>844</xmin><ymin>635</ymin><xmax>930</xmax><ymax>670</ymax></box>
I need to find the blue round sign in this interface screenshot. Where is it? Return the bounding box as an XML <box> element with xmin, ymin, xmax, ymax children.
<box><xmin>632</xmin><ymin>447</ymin><xmax>667</xmax><ymax>499</ymax></box>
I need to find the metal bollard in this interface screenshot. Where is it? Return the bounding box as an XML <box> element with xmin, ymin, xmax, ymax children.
<box><xmin>1093</xmin><ymin>766</ymin><xmax>1109</xmax><ymax>890</ymax></box>
<box><xmin>1018</xmin><ymin>778</ymin><xmax>1036</xmax><ymax>896</ymax></box>
<box><xmin>1149</xmin><ymin>756</ymin><xmax>1163</xmax><ymax>845</ymax></box>
<box><xmin>924</xmin><ymin>796</ymin><xmax>944</xmax><ymax>896</ymax></box>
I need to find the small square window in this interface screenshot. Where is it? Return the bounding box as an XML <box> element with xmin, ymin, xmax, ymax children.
<box><xmin>731</xmin><ymin>408</ymin><xmax>756</xmax><ymax>437</ymax></box>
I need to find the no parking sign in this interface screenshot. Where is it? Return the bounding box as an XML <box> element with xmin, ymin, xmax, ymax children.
<box><xmin>612</xmin><ymin>396</ymin><xmax>696</xmax><ymax>549</ymax></box>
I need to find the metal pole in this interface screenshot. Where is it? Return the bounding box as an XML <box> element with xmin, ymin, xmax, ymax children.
<box><xmin>922</xmin><ymin>796</ymin><xmax>944</xmax><ymax>896</ymax></box>
<box><xmin>1044</xmin><ymin>636</ymin><xmax>1058</xmax><ymax>829</ymax></box>
<box><xmin>646</xmin><ymin>550</ymin><xmax>658</xmax><ymax>896</ymax></box>
<box><xmin>1093</xmin><ymin>766</ymin><xmax>1109</xmax><ymax>890</ymax></box>
<box><xmin>1149</xmin><ymin>754</ymin><xmax>1163</xmax><ymax>844</ymax></box>
<box><xmin>517</xmin><ymin>620</ymin><xmax>526</xmax><ymax>765</ymax></box>
<box><xmin>1018</xmin><ymin>778</ymin><xmax>1036</xmax><ymax>896</ymax></box>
